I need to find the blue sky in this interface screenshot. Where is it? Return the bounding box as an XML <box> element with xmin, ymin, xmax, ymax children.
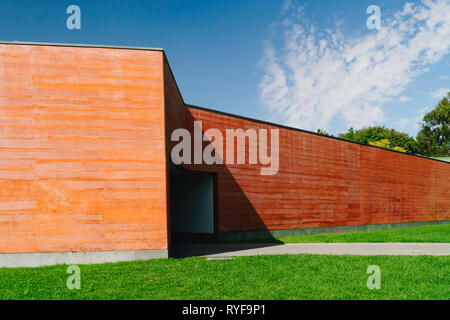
<box><xmin>1</xmin><ymin>0</ymin><xmax>449</xmax><ymax>137</ymax></box>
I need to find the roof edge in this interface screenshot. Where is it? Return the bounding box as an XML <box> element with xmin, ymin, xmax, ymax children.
<box><xmin>0</xmin><ymin>41</ymin><xmax>163</xmax><ymax>52</ymax></box>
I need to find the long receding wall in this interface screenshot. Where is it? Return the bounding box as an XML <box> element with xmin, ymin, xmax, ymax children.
<box><xmin>0</xmin><ymin>43</ymin><xmax>169</xmax><ymax>261</ymax></box>
<box><xmin>184</xmin><ymin>106</ymin><xmax>450</xmax><ymax>234</ymax></box>
<box><xmin>0</xmin><ymin>42</ymin><xmax>449</xmax><ymax>266</ymax></box>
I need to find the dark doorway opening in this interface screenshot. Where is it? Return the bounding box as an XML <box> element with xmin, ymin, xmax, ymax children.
<box><xmin>169</xmin><ymin>163</ymin><xmax>217</xmax><ymax>246</ymax></box>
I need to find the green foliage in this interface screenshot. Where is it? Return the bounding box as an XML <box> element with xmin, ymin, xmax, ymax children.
<box><xmin>338</xmin><ymin>126</ymin><xmax>417</xmax><ymax>153</ymax></box>
<box><xmin>368</xmin><ymin>139</ymin><xmax>407</xmax><ymax>152</ymax></box>
<box><xmin>316</xmin><ymin>128</ymin><xmax>334</xmax><ymax>137</ymax></box>
<box><xmin>416</xmin><ymin>92</ymin><xmax>450</xmax><ymax>156</ymax></box>
<box><xmin>335</xmin><ymin>92</ymin><xmax>449</xmax><ymax>157</ymax></box>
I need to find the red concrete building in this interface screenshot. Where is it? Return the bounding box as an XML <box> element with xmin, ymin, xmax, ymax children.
<box><xmin>0</xmin><ymin>42</ymin><xmax>448</xmax><ymax>267</ymax></box>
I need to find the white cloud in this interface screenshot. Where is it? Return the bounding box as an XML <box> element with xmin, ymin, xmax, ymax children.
<box><xmin>439</xmin><ymin>75</ymin><xmax>449</xmax><ymax>80</ymax></box>
<box><xmin>399</xmin><ymin>96</ymin><xmax>411</xmax><ymax>102</ymax></box>
<box><xmin>259</xmin><ymin>0</ymin><xmax>450</xmax><ymax>131</ymax></box>
<box><xmin>431</xmin><ymin>88</ymin><xmax>449</xmax><ymax>99</ymax></box>
<box><xmin>281</xmin><ymin>0</ymin><xmax>292</xmax><ymax>15</ymax></box>
<box><xmin>396</xmin><ymin>106</ymin><xmax>430</xmax><ymax>133</ymax></box>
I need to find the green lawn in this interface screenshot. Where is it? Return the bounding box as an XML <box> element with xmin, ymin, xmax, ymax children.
<box><xmin>276</xmin><ymin>224</ymin><xmax>450</xmax><ymax>243</ymax></box>
<box><xmin>0</xmin><ymin>254</ymin><xmax>448</xmax><ymax>300</ymax></box>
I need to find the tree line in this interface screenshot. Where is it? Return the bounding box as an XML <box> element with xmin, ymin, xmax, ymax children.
<box><xmin>317</xmin><ymin>92</ymin><xmax>450</xmax><ymax>157</ymax></box>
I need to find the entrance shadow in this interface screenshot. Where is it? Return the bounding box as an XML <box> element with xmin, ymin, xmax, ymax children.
<box><xmin>168</xmin><ymin>109</ymin><xmax>283</xmax><ymax>258</ymax></box>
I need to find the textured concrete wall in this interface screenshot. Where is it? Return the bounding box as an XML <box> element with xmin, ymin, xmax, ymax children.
<box><xmin>1</xmin><ymin>42</ymin><xmax>448</xmax><ymax>256</ymax></box>
<box><xmin>163</xmin><ymin>57</ymin><xmax>187</xmax><ymax>245</ymax></box>
<box><xmin>0</xmin><ymin>44</ymin><xmax>168</xmax><ymax>254</ymax></box>
<box><xmin>185</xmin><ymin>106</ymin><xmax>450</xmax><ymax>233</ymax></box>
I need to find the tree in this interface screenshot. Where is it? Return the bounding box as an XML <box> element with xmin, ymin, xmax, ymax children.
<box><xmin>416</xmin><ymin>92</ymin><xmax>450</xmax><ymax>157</ymax></box>
<box><xmin>316</xmin><ymin>128</ymin><xmax>334</xmax><ymax>137</ymax></box>
<box><xmin>338</xmin><ymin>126</ymin><xmax>417</xmax><ymax>153</ymax></box>
<box><xmin>368</xmin><ymin>139</ymin><xmax>407</xmax><ymax>152</ymax></box>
